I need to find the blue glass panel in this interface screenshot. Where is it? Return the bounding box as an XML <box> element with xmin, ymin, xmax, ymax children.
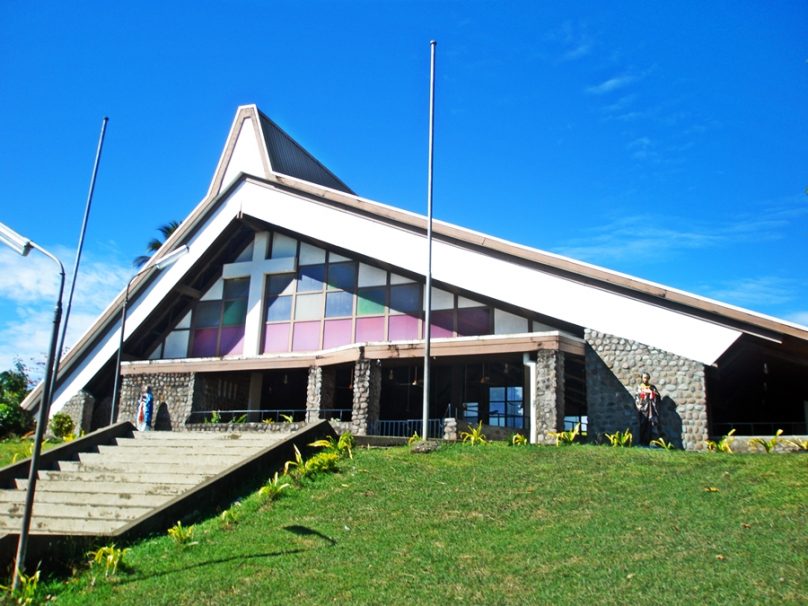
<box><xmin>298</xmin><ymin>265</ymin><xmax>325</xmax><ymax>292</ymax></box>
<box><xmin>267</xmin><ymin>295</ymin><xmax>292</xmax><ymax>321</ymax></box>
<box><xmin>192</xmin><ymin>301</ymin><xmax>220</xmax><ymax>328</ymax></box>
<box><xmin>268</xmin><ymin>274</ymin><xmax>295</xmax><ymax>296</ymax></box>
<box><xmin>327</xmin><ymin>262</ymin><xmax>356</xmax><ymax>291</ymax></box>
<box><xmin>325</xmin><ymin>291</ymin><xmax>353</xmax><ymax>317</ymax></box>
<box><xmin>390</xmin><ymin>284</ymin><xmax>421</xmax><ymax>314</ymax></box>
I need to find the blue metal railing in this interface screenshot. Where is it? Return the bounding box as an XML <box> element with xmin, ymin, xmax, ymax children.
<box><xmin>369</xmin><ymin>418</ymin><xmax>445</xmax><ymax>438</ymax></box>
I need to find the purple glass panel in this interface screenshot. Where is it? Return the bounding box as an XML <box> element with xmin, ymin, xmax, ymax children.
<box><xmin>431</xmin><ymin>310</ymin><xmax>454</xmax><ymax>338</ymax></box>
<box><xmin>219</xmin><ymin>327</ymin><xmax>245</xmax><ymax>355</ymax></box>
<box><xmin>389</xmin><ymin>314</ymin><xmax>420</xmax><ymax>340</ymax></box>
<box><xmin>457</xmin><ymin>307</ymin><xmax>491</xmax><ymax>336</ymax></box>
<box><xmin>190</xmin><ymin>328</ymin><xmax>218</xmax><ymax>357</ymax></box>
<box><xmin>323</xmin><ymin>319</ymin><xmax>353</xmax><ymax>349</ymax></box>
<box><xmin>356</xmin><ymin>317</ymin><xmax>385</xmax><ymax>342</ymax></box>
<box><xmin>263</xmin><ymin>323</ymin><xmax>290</xmax><ymax>353</ymax></box>
<box><xmin>292</xmin><ymin>321</ymin><xmax>321</xmax><ymax>351</ymax></box>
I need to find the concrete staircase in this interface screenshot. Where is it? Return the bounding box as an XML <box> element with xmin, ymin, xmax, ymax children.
<box><xmin>0</xmin><ymin>431</ymin><xmax>287</xmax><ymax>537</ymax></box>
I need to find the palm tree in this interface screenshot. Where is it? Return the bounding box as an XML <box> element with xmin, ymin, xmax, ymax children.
<box><xmin>133</xmin><ymin>220</ymin><xmax>180</xmax><ymax>268</ymax></box>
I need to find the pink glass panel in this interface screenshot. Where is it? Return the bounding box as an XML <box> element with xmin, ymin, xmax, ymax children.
<box><xmin>263</xmin><ymin>323</ymin><xmax>290</xmax><ymax>353</ymax></box>
<box><xmin>190</xmin><ymin>328</ymin><xmax>218</xmax><ymax>357</ymax></box>
<box><xmin>323</xmin><ymin>319</ymin><xmax>353</xmax><ymax>349</ymax></box>
<box><xmin>356</xmin><ymin>316</ymin><xmax>385</xmax><ymax>342</ymax></box>
<box><xmin>431</xmin><ymin>310</ymin><xmax>454</xmax><ymax>338</ymax></box>
<box><xmin>292</xmin><ymin>321</ymin><xmax>321</xmax><ymax>351</ymax></box>
<box><xmin>219</xmin><ymin>327</ymin><xmax>245</xmax><ymax>355</ymax></box>
<box><xmin>389</xmin><ymin>314</ymin><xmax>420</xmax><ymax>340</ymax></box>
<box><xmin>457</xmin><ymin>307</ymin><xmax>491</xmax><ymax>336</ymax></box>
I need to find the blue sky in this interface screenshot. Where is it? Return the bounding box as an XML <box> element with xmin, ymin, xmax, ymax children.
<box><xmin>1</xmin><ymin>0</ymin><xmax>806</xmax><ymax>375</ymax></box>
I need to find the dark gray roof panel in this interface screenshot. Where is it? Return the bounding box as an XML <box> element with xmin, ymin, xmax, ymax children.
<box><xmin>259</xmin><ymin>113</ymin><xmax>354</xmax><ymax>194</ymax></box>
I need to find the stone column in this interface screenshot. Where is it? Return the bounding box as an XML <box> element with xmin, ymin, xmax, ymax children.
<box><xmin>534</xmin><ymin>350</ymin><xmax>565</xmax><ymax>444</ymax></box>
<box><xmin>350</xmin><ymin>359</ymin><xmax>381</xmax><ymax>435</ymax></box>
<box><xmin>585</xmin><ymin>329</ymin><xmax>708</xmax><ymax>450</ymax></box>
<box><xmin>306</xmin><ymin>366</ymin><xmax>322</xmax><ymax>422</ymax></box>
<box><xmin>60</xmin><ymin>390</ymin><xmax>96</xmax><ymax>434</ymax></box>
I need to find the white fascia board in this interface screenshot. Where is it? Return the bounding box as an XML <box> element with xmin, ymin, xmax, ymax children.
<box><xmin>49</xmin><ymin>195</ymin><xmax>243</xmax><ymax>414</ymax></box>
<box><xmin>237</xmin><ymin>182</ymin><xmax>740</xmax><ymax>364</ymax></box>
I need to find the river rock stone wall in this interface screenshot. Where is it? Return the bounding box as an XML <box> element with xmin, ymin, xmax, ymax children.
<box><xmin>120</xmin><ymin>372</ymin><xmax>197</xmax><ymax>430</ymax></box>
<box><xmin>350</xmin><ymin>359</ymin><xmax>381</xmax><ymax>435</ymax></box>
<box><xmin>306</xmin><ymin>366</ymin><xmax>337</xmax><ymax>421</ymax></box>
<box><xmin>585</xmin><ymin>329</ymin><xmax>707</xmax><ymax>450</ymax></box>
<box><xmin>535</xmin><ymin>350</ymin><xmax>566</xmax><ymax>444</ymax></box>
<box><xmin>60</xmin><ymin>390</ymin><xmax>96</xmax><ymax>434</ymax></box>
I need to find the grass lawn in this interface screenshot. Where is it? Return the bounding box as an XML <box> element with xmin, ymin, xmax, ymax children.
<box><xmin>0</xmin><ymin>437</ymin><xmax>62</xmax><ymax>468</ymax></box>
<box><xmin>35</xmin><ymin>443</ymin><xmax>807</xmax><ymax>605</ymax></box>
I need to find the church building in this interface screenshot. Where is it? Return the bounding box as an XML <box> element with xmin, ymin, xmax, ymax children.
<box><xmin>26</xmin><ymin>105</ymin><xmax>808</xmax><ymax>449</ymax></box>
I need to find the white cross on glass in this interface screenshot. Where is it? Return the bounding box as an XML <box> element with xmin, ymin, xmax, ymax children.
<box><xmin>221</xmin><ymin>231</ymin><xmax>296</xmax><ymax>356</ymax></box>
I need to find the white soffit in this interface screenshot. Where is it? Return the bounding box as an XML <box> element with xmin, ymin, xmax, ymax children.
<box><xmin>237</xmin><ymin>182</ymin><xmax>741</xmax><ymax>364</ymax></box>
<box><xmin>49</xmin><ymin>195</ymin><xmax>243</xmax><ymax>413</ymax></box>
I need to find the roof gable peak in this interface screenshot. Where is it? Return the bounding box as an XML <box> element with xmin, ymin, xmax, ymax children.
<box><xmin>207</xmin><ymin>104</ymin><xmax>353</xmax><ymax>198</ymax></box>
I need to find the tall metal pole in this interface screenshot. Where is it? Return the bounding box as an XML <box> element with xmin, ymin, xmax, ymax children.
<box><xmin>110</xmin><ymin>245</ymin><xmax>189</xmax><ymax>425</ymax></box>
<box><xmin>12</xmin><ymin>246</ymin><xmax>65</xmax><ymax>591</ymax></box>
<box><xmin>422</xmin><ymin>40</ymin><xmax>437</xmax><ymax>440</ymax></box>
<box><xmin>51</xmin><ymin>117</ymin><xmax>109</xmax><ymax>399</ymax></box>
<box><xmin>110</xmin><ymin>279</ymin><xmax>133</xmax><ymax>425</ymax></box>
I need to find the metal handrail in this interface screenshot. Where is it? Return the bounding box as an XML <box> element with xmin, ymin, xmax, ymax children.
<box><xmin>369</xmin><ymin>418</ymin><xmax>445</xmax><ymax>438</ymax></box>
<box><xmin>186</xmin><ymin>408</ymin><xmax>353</xmax><ymax>424</ymax></box>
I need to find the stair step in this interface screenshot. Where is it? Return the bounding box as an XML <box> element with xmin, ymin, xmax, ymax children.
<box><xmin>0</xmin><ymin>489</ymin><xmax>169</xmax><ymax>508</ymax></box>
<box><xmin>100</xmin><ymin>443</ymin><xmax>271</xmax><ymax>456</ymax></box>
<box><xmin>15</xmin><ymin>479</ymin><xmax>188</xmax><ymax>496</ymax></box>
<box><xmin>38</xmin><ymin>470</ymin><xmax>212</xmax><ymax>484</ymax></box>
<box><xmin>0</xmin><ymin>501</ymin><xmax>151</xmax><ymax>520</ymax></box>
<box><xmin>56</xmin><ymin>460</ymin><xmax>231</xmax><ymax>475</ymax></box>
<box><xmin>77</xmin><ymin>452</ymin><xmax>247</xmax><ymax>466</ymax></box>
<box><xmin>130</xmin><ymin>431</ymin><xmax>278</xmax><ymax>441</ymax></box>
<box><xmin>0</xmin><ymin>515</ymin><xmax>122</xmax><ymax>535</ymax></box>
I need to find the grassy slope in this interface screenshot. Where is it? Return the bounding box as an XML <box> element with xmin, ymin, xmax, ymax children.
<box><xmin>44</xmin><ymin>444</ymin><xmax>806</xmax><ymax>605</ymax></box>
<box><xmin>0</xmin><ymin>438</ymin><xmax>61</xmax><ymax>468</ymax></box>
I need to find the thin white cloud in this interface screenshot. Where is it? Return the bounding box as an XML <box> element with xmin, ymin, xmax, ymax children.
<box><xmin>544</xmin><ymin>21</ymin><xmax>594</xmax><ymax>63</ymax></box>
<box><xmin>0</xmin><ymin>246</ymin><xmax>129</xmax><ymax>379</ymax></box>
<box><xmin>586</xmin><ymin>74</ymin><xmax>636</xmax><ymax>95</ymax></box>
<box><xmin>699</xmin><ymin>277</ymin><xmax>796</xmax><ymax>307</ymax></box>
<box><xmin>785</xmin><ymin>311</ymin><xmax>808</xmax><ymax>327</ymax></box>
<box><xmin>554</xmin><ymin>201</ymin><xmax>805</xmax><ymax>264</ymax></box>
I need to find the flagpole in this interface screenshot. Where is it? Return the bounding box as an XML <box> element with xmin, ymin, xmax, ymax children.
<box><xmin>422</xmin><ymin>40</ymin><xmax>436</xmax><ymax>440</ymax></box>
<box><xmin>51</xmin><ymin>117</ymin><xmax>109</xmax><ymax>401</ymax></box>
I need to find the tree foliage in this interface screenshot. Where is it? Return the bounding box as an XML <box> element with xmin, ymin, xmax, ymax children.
<box><xmin>133</xmin><ymin>220</ymin><xmax>180</xmax><ymax>268</ymax></box>
<box><xmin>0</xmin><ymin>360</ymin><xmax>34</xmax><ymax>437</ymax></box>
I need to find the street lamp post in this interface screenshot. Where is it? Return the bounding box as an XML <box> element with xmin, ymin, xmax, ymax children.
<box><xmin>0</xmin><ymin>222</ymin><xmax>65</xmax><ymax>591</ymax></box>
<box><xmin>109</xmin><ymin>245</ymin><xmax>189</xmax><ymax>425</ymax></box>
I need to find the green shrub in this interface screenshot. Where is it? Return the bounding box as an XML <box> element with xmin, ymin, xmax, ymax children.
<box><xmin>549</xmin><ymin>423</ymin><xmax>581</xmax><ymax>446</ymax></box>
<box><xmin>49</xmin><ymin>412</ymin><xmax>75</xmax><ymax>439</ymax></box>
<box><xmin>87</xmin><ymin>544</ymin><xmax>128</xmax><ymax>577</ymax></box>
<box><xmin>511</xmin><ymin>433</ymin><xmax>528</xmax><ymax>446</ymax></box>
<box><xmin>604</xmin><ymin>429</ymin><xmax>633</xmax><ymax>447</ymax></box>
<box><xmin>0</xmin><ymin>402</ymin><xmax>32</xmax><ymax>439</ymax></box>
<box><xmin>460</xmin><ymin>421</ymin><xmax>488</xmax><ymax>446</ymax></box>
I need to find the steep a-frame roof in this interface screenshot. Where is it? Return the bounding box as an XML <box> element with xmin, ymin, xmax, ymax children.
<box><xmin>207</xmin><ymin>104</ymin><xmax>353</xmax><ymax>198</ymax></box>
<box><xmin>27</xmin><ymin>105</ymin><xmax>808</xmax><ymax>414</ymax></box>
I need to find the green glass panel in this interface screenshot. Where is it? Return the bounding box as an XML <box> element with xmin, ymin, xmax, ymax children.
<box><xmin>357</xmin><ymin>287</ymin><xmax>386</xmax><ymax>316</ymax></box>
<box><xmin>222</xmin><ymin>299</ymin><xmax>247</xmax><ymax>326</ymax></box>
